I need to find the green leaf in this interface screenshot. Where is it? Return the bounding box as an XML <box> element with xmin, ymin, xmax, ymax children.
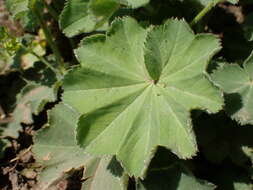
<box><xmin>18</xmin><ymin>41</ymin><xmax>46</xmax><ymax>70</ymax></box>
<box><xmin>5</xmin><ymin>0</ymin><xmax>29</xmax><ymax>16</ymax></box>
<box><xmin>136</xmin><ymin>164</ymin><xmax>215</xmax><ymax>190</ymax></box>
<box><xmin>188</xmin><ymin>0</ymin><xmax>238</xmax><ymax>6</ymax></box>
<box><xmin>59</xmin><ymin>0</ymin><xmax>150</xmax><ymax>37</ymax></box>
<box><xmin>16</xmin><ymin>10</ymin><xmax>39</xmax><ymax>32</ymax></box>
<box><xmin>5</xmin><ymin>0</ymin><xmax>40</xmax><ymax>31</ymax></box>
<box><xmin>63</xmin><ymin>17</ymin><xmax>223</xmax><ymax>177</ymax></box>
<box><xmin>59</xmin><ymin>0</ymin><xmax>119</xmax><ymax>37</ymax></box>
<box><xmin>213</xmin><ymin>167</ymin><xmax>252</xmax><ymax>190</ymax></box>
<box><xmin>33</xmin><ymin>103</ymin><xmax>128</xmax><ymax>189</ymax></box>
<box><xmin>3</xmin><ymin>122</ymin><xmax>21</xmax><ymax>138</ymax></box>
<box><xmin>14</xmin><ymin>83</ymin><xmax>57</xmax><ymax>124</ymax></box>
<box><xmin>227</xmin><ymin>0</ymin><xmax>238</xmax><ymax>4</ymax></box>
<box><xmin>179</xmin><ymin>0</ymin><xmax>239</xmax><ymax>6</ymax></box>
<box><xmin>0</xmin><ymin>138</ymin><xmax>10</xmax><ymax>159</ymax></box>
<box><xmin>211</xmin><ymin>52</ymin><xmax>253</xmax><ymax>125</ymax></box>
<box><xmin>82</xmin><ymin>156</ymin><xmax>128</xmax><ymax>190</ymax></box>
<box><xmin>4</xmin><ymin>83</ymin><xmax>58</xmax><ymax>138</ymax></box>
<box><xmin>119</xmin><ymin>0</ymin><xmax>149</xmax><ymax>8</ymax></box>
<box><xmin>0</xmin><ymin>50</ymin><xmax>14</xmax><ymax>75</ymax></box>
<box><xmin>243</xmin><ymin>13</ymin><xmax>253</xmax><ymax>42</ymax></box>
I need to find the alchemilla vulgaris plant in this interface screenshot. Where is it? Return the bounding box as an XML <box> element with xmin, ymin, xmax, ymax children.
<box><xmin>1</xmin><ymin>0</ymin><xmax>253</xmax><ymax>189</ymax></box>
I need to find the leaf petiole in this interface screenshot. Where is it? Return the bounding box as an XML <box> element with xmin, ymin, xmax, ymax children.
<box><xmin>30</xmin><ymin>50</ymin><xmax>61</xmax><ymax>75</ymax></box>
<box><xmin>190</xmin><ymin>0</ymin><xmax>223</xmax><ymax>27</ymax></box>
<box><xmin>42</xmin><ymin>0</ymin><xmax>59</xmax><ymax>21</ymax></box>
<box><xmin>30</xmin><ymin>0</ymin><xmax>66</xmax><ymax>74</ymax></box>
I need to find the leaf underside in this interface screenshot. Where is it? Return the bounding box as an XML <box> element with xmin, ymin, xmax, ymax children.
<box><xmin>63</xmin><ymin>17</ymin><xmax>223</xmax><ymax>177</ymax></box>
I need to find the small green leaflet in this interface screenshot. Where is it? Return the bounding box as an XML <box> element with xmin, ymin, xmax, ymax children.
<box><xmin>33</xmin><ymin>103</ymin><xmax>128</xmax><ymax>190</ymax></box>
<box><xmin>136</xmin><ymin>164</ymin><xmax>215</xmax><ymax>190</ymax></box>
<box><xmin>59</xmin><ymin>0</ymin><xmax>149</xmax><ymax>37</ymax></box>
<box><xmin>211</xmin><ymin>52</ymin><xmax>253</xmax><ymax>125</ymax></box>
<box><xmin>63</xmin><ymin>17</ymin><xmax>223</xmax><ymax>177</ymax></box>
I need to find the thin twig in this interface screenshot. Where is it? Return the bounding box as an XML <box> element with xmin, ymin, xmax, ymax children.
<box><xmin>10</xmin><ymin>146</ymin><xmax>32</xmax><ymax>163</ymax></box>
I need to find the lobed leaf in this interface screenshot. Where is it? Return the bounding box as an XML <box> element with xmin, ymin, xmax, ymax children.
<box><xmin>63</xmin><ymin>17</ymin><xmax>223</xmax><ymax>177</ymax></box>
<box><xmin>5</xmin><ymin>0</ymin><xmax>29</xmax><ymax>16</ymax></box>
<box><xmin>59</xmin><ymin>0</ymin><xmax>119</xmax><ymax>37</ymax></box>
<box><xmin>5</xmin><ymin>0</ymin><xmax>40</xmax><ymax>31</ymax></box>
<box><xmin>3</xmin><ymin>83</ymin><xmax>58</xmax><ymax>138</ymax></box>
<box><xmin>211</xmin><ymin>52</ymin><xmax>253</xmax><ymax>125</ymax></box>
<box><xmin>59</xmin><ymin>0</ymin><xmax>149</xmax><ymax>37</ymax></box>
<box><xmin>33</xmin><ymin>103</ymin><xmax>128</xmax><ymax>189</ymax></box>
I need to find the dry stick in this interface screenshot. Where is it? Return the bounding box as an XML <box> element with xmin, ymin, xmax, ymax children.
<box><xmin>190</xmin><ymin>0</ymin><xmax>224</xmax><ymax>27</ymax></box>
<box><xmin>10</xmin><ymin>146</ymin><xmax>32</xmax><ymax>163</ymax></box>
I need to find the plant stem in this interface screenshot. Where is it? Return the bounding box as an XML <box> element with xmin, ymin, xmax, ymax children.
<box><xmin>43</xmin><ymin>0</ymin><xmax>59</xmax><ymax>21</ymax></box>
<box><xmin>20</xmin><ymin>44</ymin><xmax>60</xmax><ymax>76</ymax></box>
<box><xmin>31</xmin><ymin>2</ymin><xmax>66</xmax><ymax>74</ymax></box>
<box><xmin>190</xmin><ymin>0</ymin><xmax>223</xmax><ymax>27</ymax></box>
<box><xmin>42</xmin><ymin>0</ymin><xmax>76</xmax><ymax>60</ymax></box>
<box><xmin>30</xmin><ymin>51</ymin><xmax>59</xmax><ymax>74</ymax></box>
